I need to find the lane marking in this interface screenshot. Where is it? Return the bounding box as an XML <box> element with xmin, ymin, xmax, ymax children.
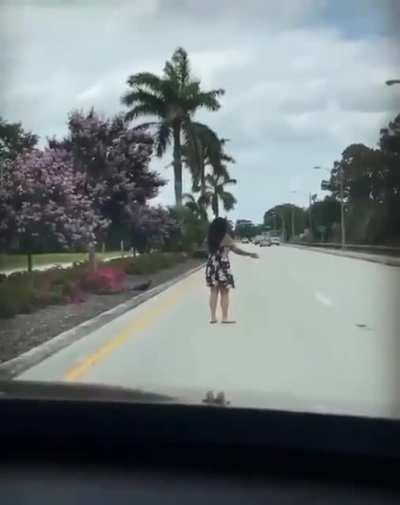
<box><xmin>64</xmin><ymin>278</ymin><xmax>196</xmax><ymax>382</ymax></box>
<box><xmin>314</xmin><ymin>291</ymin><xmax>333</xmax><ymax>308</ymax></box>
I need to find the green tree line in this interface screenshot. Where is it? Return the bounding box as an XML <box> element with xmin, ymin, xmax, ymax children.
<box><xmin>264</xmin><ymin>112</ymin><xmax>400</xmax><ymax>244</ymax></box>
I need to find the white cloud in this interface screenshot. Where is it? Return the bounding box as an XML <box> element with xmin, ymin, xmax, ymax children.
<box><xmin>1</xmin><ymin>0</ymin><xmax>399</xmax><ymax>221</ymax></box>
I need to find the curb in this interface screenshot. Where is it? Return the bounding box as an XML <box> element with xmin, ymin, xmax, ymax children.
<box><xmin>286</xmin><ymin>244</ymin><xmax>400</xmax><ymax>267</ymax></box>
<box><xmin>0</xmin><ymin>263</ymin><xmax>205</xmax><ymax>380</ymax></box>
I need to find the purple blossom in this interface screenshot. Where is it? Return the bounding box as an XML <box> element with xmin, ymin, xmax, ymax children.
<box><xmin>0</xmin><ymin>147</ymin><xmax>108</xmax><ymax>251</ymax></box>
<box><xmin>49</xmin><ymin>109</ymin><xmax>166</xmax><ymax>231</ymax></box>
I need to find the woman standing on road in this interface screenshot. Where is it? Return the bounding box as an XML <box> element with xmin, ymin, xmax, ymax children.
<box><xmin>206</xmin><ymin>217</ymin><xmax>258</xmax><ymax>324</ymax></box>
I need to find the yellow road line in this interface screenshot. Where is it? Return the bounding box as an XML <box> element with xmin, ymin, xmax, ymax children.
<box><xmin>64</xmin><ymin>278</ymin><xmax>196</xmax><ymax>382</ymax></box>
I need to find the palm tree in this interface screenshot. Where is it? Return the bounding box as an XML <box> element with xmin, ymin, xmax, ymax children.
<box><xmin>182</xmin><ymin>127</ymin><xmax>235</xmax><ymax>195</ymax></box>
<box><xmin>182</xmin><ymin>193</ymin><xmax>208</xmax><ymax>221</ymax></box>
<box><xmin>202</xmin><ymin>174</ymin><xmax>237</xmax><ymax>217</ymax></box>
<box><xmin>121</xmin><ymin>47</ymin><xmax>224</xmax><ymax>207</ymax></box>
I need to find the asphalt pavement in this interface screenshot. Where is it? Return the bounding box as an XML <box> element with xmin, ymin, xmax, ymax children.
<box><xmin>17</xmin><ymin>245</ymin><xmax>400</xmax><ymax>418</ymax></box>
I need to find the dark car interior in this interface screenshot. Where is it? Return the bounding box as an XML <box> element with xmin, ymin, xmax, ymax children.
<box><xmin>2</xmin><ymin>381</ymin><xmax>400</xmax><ymax>504</ymax></box>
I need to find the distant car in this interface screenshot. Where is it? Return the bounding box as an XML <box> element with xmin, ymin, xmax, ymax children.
<box><xmin>241</xmin><ymin>237</ymin><xmax>249</xmax><ymax>244</ymax></box>
<box><xmin>259</xmin><ymin>237</ymin><xmax>271</xmax><ymax>247</ymax></box>
<box><xmin>270</xmin><ymin>237</ymin><xmax>281</xmax><ymax>246</ymax></box>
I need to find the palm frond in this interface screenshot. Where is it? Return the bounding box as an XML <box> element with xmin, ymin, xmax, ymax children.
<box><xmin>126</xmin><ymin>72</ymin><xmax>164</xmax><ymax>93</ymax></box>
<box><xmin>187</xmin><ymin>89</ymin><xmax>225</xmax><ymax>112</ymax></box>
<box><xmin>190</xmin><ymin>123</ymin><xmax>234</xmax><ymax>177</ymax></box>
<box><xmin>185</xmin><ymin>121</ymin><xmax>226</xmax><ymax>183</ymax></box>
<box><xmin>182</xmin><ymin>193</ymin><xmax>195</xmax><ymax>203</ymax></box>
<box><xmin>121</xmin><ymin>88</ymin><xmax>165</xmax><ymax>111</ymax></box>
<box><xmin>125</xmin><ymin>104</ymin><xmax>162</xmax><ymax>122</ymax></box>
<box><xmin>222</xmin><ymin>177</ymin><xmax>237</xmax><ymax>186</ymax></box>
<box><xmin>191</xmin><ymin>122</ymin><xmax>221</xmax><ymax>151</ymax></box>
<box><xmin>215</xmin><ymin>163</ymin><xmax>230</xmax><ymax>180</ymax></box>
<box><xmin>183</xmin><ymin>192</ymin><xmax>209</xmax><ymax>220</ymax></box>
<box><xmin>182</xmin><ymin>118</ymin><xmax>204</xmax><ymax>185</ymax></box>
<box><xmin>221</xmin><ymin>191</ymin><xmax>237</xmax><ymax>211</ymax></box>
<box><xmin>163</xmin><ymin>61</ymin><xmax>179</xmax><ymax>88</ymax></box>
<box><xmin>199</xmin><ymin>191</ymin><xmax>213</xmax><ymax>206</ymax></box>
<box><xmin>205</xmin><ymin>173</ymin><xmax>216</xmax><ymax>187</ymax></box>
<box><xmin>171</xmin><ymin>47</ymin><xmax>191</xmax><ymax>87</ymax></box>
<box><xmin>211</xmin><ymin>193</ymin><xmax>219</xmax><ymax>216</ymax></box>
<box><xmin>131</xmin><ymin>121</ymin><xmax>159</xmax><ymax>132</ymax></box>
<box><xmin>154</xmin><ymin>121</ymin><xmax>171</xmax><ymax>157</ymax></box>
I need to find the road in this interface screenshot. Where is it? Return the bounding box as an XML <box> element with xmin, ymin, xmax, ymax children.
<box><xmin>18</xmin><ymin>246</ymin><xmax>400</xmax><ymax>418</ymax></box>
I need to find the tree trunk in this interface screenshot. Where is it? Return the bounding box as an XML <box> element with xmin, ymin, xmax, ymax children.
<box><xmin>173</xmin><ymin>125</ymin><xmax>183</xmax><ymax>207</ymax></box>
<box><xmin>200</xmin><ymin>158</ymin><xmax>206</xmax><ymax>198</ymax></box>
<box><xmin>213</xmin><ymin>195</ymin><xmax>219</xmax><ymax>217</ymax></box>
<box><xmin>88</xmin><ymin>244</ymin><xmax>97</xmax><ymax>271</ymax></box>
<box><xmin>27</xmin><ymin>252</ymin><xmax>33</xmax><ymax>273</ymax></box>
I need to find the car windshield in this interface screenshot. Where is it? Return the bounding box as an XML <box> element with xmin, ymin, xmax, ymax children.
<box><xmin>0</xmin><ymin>0</ymin><xmax>399</xmax><ymax>420</ymax></box>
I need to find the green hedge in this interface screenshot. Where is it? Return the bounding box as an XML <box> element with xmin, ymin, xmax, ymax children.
<box><xmin>106</xmin><ymin>252</ymin><xmax>187</xmax><ymax>275</ymax></box>
<box><xmin>0</xmin><ymin>252</ymin><xmax>187</xmax><ymax>319</ymax></box>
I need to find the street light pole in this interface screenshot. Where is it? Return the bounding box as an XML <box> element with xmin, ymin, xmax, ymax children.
<box><xmin>339</xmin><ymin>164</ymin><xmax>346</xmax><ymax>249</ymax></box>
<box><xmin>291</xmin><ymin>206</ymin><xmax>295</xmax><ymax>240</ymax></box>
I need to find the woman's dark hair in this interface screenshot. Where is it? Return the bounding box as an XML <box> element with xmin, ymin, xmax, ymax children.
<box><xmin>207</xmin><ymin>217</ymin><xmax>228</xmax><ymax>254</ymax></box>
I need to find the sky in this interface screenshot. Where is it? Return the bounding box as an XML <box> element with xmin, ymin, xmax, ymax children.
<box><xmin>1</xmin><ymin>0</ymin><xmax>400</xmax><ymax>223</ymax></box>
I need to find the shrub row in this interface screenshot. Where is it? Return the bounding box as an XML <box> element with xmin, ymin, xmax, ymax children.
<box><xmin>0</xmin><ymin>252</ymin><xmax>187</xmax><ymax>319</ymax></box>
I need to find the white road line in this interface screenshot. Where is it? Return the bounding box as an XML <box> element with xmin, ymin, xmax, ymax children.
<box><xmin>314</xmin><ymin>291</ymin><xmax>334</xmax><ymax>308</ymax></box>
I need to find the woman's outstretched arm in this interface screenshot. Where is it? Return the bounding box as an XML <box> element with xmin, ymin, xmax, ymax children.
<box><xmin>222</xmin><ymin>235</ymin><xmax>258</xmax><ymax>258</ymax></box>
<box><xmin>231</xmin><ymin>244</ymin><xmax>258</xmax><ymax>257</ymax></box>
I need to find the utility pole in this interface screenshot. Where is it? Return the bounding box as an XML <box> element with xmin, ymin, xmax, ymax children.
<box><xmin>291</xmin><ymin>206</ymin><xmax>295</xmax><ymax>240</ymax></box>
<box><xmin>339</xmin><ymin>164</ymin><xmax>346</xmax><ymax>249</ymax></box>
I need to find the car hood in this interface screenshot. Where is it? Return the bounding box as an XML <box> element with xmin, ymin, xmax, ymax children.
<box><xmin>2</xmin><ymin>380</ymin><xmax>400</xmax><ymax>419</ymax></box>
<box><xmin>0</xmin><ymin>380</ymin><xmax>175</xmax><ymax>404</ymax></box>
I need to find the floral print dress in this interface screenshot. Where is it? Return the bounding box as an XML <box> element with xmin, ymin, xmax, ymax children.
<box><xmin>205</xmin><ymin>235</ymin><xmax>235</xmax><ymax>289</ymax></box>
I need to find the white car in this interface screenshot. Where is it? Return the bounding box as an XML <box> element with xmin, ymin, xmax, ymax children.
<box><xmin>270</xmin><ymin>237</ymin><xmax>281</xmax><ymax>246</ymax></box>
<box><xmin>259</xmin><ymin>237</ymin><xmax>271</xmax><ymax>247</ymax></box>
<box><xmin>241</xmin><ymin>237</ymin><xmax>249</xmax><ymax>244</ymax></box>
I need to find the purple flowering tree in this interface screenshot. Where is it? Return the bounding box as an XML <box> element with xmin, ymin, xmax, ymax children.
<box><xmin>49</xmin><ymin>110</ymin><xmax>170</xmax><ymax>254</ymax></box>
<box><xmin>126</xmin><ymin>205</ymin><xmax>179</xmax><ymax>252</ymax></box>
<box><xmin>0</xmin><ymin>148</ymin><xmax>108</xmax><ymax>271</ymax></box>
<box><xmin>0</xmin><ymin>116</ymin><xmax>38</xmax><ymax>182</ymax></box>
<box><xmin>50</xmin><ymin>110</ymin><xmax>164</xmax><ymax>214</ymax></box>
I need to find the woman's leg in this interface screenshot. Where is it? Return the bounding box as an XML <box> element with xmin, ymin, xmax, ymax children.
<box><xmin>209</xmin><ymin>287</ymin><xmax>219</xmax><ymax>322</ymax></box>
<box><xmin>220</xmin><ymin>287</ymin><xmax>230</xmax><ymax>322</ymax></box>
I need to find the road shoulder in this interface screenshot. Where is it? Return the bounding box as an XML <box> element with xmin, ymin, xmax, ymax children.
<box><xmin>286</xmin><ymin>244</ymin><xmax>400</xmax><ymax>267</ymax></box>
<box><xmin>0</xmin><ymin>261</ymin><xmax>204</xmax><ymax>379</ymax></box>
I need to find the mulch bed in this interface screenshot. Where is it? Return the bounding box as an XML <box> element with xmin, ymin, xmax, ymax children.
<box><xmin>0</xmin><ymin>259</ymin><xmax>202</xmax><ymax>364</ymax></box>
